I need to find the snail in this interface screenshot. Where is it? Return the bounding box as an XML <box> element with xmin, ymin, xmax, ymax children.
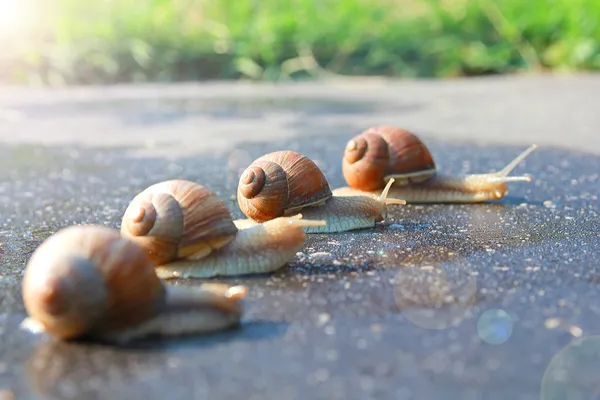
<box><xmin>119</xmin><ymin>179</ymin><xmax>326</xmax><ymax>279</ymax></box>
<box><xmin>333</xmin><ymin>125</ymin><xmax>537</xmax><ymax>203</ymax></box>
<box><xmin>236</xmin><ymin>150</ymin><xmax>406</xmax><ymax>233</ymax></box>
<box><xmin>20</xmin><ymin>225</ymin><xmax>248</xmax><ymax>343</ymax></box>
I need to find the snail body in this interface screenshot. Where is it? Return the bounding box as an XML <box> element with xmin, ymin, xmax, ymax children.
<box><xmin>156</xmin><ymin>214</ymin><xmax>324</xmax><ymax>279</ymax></box>
<box><xmin>236</xmin><ymin>150</ymin><xmax>405</xmax><ymax>233</ymax></box>
<box><xmin>21</xmin><ymin>225</ymin><xmax>247</xmax><ymax>342</ymax></box>
<box><xmin>335</xmin><ymin>125</ymin><xmax>537</xmax><ymax>203</ymax></box>
<box><xmin>121</xmin><ymin>179</ymin><xmax>326</xmax><ymax>278</ymax></box>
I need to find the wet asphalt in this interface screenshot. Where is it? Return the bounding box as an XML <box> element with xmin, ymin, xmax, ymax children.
<box><xmin>0</xmin><ymin>74</ymin><xmax>600</xmax><ymax>399</ymax></box>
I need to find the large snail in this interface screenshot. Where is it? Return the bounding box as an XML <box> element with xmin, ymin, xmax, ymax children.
<box><xmin>20</xmin><ymin>225</ymin><xmax>247</xmax><ymax>342</ymax></box>
<box><xmin>333</xmin><ymin>125</ymin><xmax>537</xmax><ymax>203</ymax></box>
<box><xmin>235</xmin><ymin>150</ymin><xmax>406</xmax><ymax>233</ymax></box>
<box><xmin>119</xmin><ymin>179</ymin><xmax>326</xmax><ymax>279</ymax></box>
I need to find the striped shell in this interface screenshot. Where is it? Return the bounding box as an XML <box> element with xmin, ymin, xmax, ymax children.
<box><xmin>342</xmin><ymin>126</ymin><xmax>437</xmax><ymax>191</ymax></box>
<box><xmin>237</xmin><ymin>151</ymin><xmax>332</xmax><ymax>222</ymax></box>
<box><xmin>120</xmin><ymin>180</ymin><xmax>238</xmax><ymax>265</ymax></box>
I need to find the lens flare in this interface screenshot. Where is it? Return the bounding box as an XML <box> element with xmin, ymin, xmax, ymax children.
<box><xmin>477</xmin><ymin>309</ymin><xmax>514</xmax><ymax>345</ymax></box>
<box><xmin>541</xmin><ymin>336</ymin><xmax>600</xmax><ymax>399</ymax></box>
<box><xmin>393</xmin><ymin>262</ymin><xmax>477</xmax><ymax>330</ymax></box>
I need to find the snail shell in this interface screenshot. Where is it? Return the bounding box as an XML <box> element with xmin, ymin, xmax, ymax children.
<box><xmin>342</xmin><ymin>126</ymin><xmax>437</xmax><ymax>191</ymax></box>
<box><xmin>120</xmin><ymin>180</ymin><xmax>239</xmax><ymax>265</ymax></box>
<box><xmin>237</xmin><ymin>150</ymin><xmax>332</xmax><ymax>222</ymax></box>
<box><xmin>22</xmin><ymin>225</ymin><xmax>165</xmax><ymax>340</ymax></box>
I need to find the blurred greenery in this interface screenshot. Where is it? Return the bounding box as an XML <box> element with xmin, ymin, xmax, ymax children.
<box><xmin>2</xmin><ymin>0</ymin><xmax>600</xmax><ymax>85</ymax></box>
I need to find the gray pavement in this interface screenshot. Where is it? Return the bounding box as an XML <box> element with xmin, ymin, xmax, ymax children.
<box><xmin>1</xmin><ymin>74</ymin><xmax>600</xmax><ymax>399</ymax></box>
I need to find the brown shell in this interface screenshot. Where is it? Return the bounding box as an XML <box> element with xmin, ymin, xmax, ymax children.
<box><xmin>342</xmin><ymin>126</ymin><xmax>436</xmax><ymax>190</ymax></box>
<box><xmin>121</xmin><ymin>180</ymin><xmax>238</xmax><ymax>264</ymax></box>
<box><xmin>237</xmin><ymin>160</ymin><xmax>288</xmax><ymax>222</ymax></box>
<box><xmin>373</xmin><ymin>126</ymin><xmax>436</xmax><ymax>177</ymax></box>
<box><xmin>121</xmin><ymin>191</ymin><xmax>184</xmax><ymax>265</ymax></box>
<box><xmin>22</xmin><ymin>225</ymin><xmax>164</xmax><ymax>340</ymax></box>
<box><xmin>342</xmin><ymin>132</ymin><xmax>390</xmax><ymax>191</ymax></box>
<box><xmin>237</xmin><ymin>151</ymin><xmax>332</xmax><ymax>222</ymax></box>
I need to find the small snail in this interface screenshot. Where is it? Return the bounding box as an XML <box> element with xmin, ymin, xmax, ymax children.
<box><xmin>334</xmin><ymin>125</ymin><xmax>537</xmax><ymax>203</ymax></box>
<box><xmin>21</xmin><ymin>225</ymin><xmax>247</xmax><ymax>342</ymax></box>
<box><xmin>236</xmin><ymin>150</ymin><xmax>406</xmax><ymax>233</ymax></box>
<box><xmin>120</xmin><ymin>179</ymin><xmax>326</xmax><ymax>279</ymax></box>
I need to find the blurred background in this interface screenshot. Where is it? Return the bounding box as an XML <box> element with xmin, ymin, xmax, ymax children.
<box><xmin>0</xmin><ymin>0</ymin><xmax>599</xmax><ymax>86</ymax></box>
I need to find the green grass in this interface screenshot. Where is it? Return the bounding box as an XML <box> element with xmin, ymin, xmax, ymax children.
<box><xmin>4</xmin><ymin>0</ymin><xmax>600</xmax><ymax>84</ymax></box>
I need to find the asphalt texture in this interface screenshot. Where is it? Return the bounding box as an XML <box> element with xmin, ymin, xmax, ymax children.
<box><xmin>0</xmin><ymin>74</ymin><xmax>599</xmax><ymax>400</ymax></box>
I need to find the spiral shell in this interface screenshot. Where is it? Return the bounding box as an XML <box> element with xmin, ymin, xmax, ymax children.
<box><xmin>22</xmin><ymin>225</ymin><xmax>164</xmax><ymax>340</ymax></box>
<box><xmin>120</xmin><ymin>180</ymin><xmax>238</xmax><ymax>265</ymax></box>
<box><xmin>342</xmin><ymin>126</ymin><xmax>437</xmax><ymax>191</ymax></box>
<box><xmin>237</xmin><ymin>151</ymin><xmax>332</xmax><ymax>222</ymax></box>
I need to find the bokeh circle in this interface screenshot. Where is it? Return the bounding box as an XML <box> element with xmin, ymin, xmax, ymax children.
<box><xmin>541</xmin><ymin>335</ymin><xmax>600</xmax><ymax>400</ymax></box>
<box><xmin>476</xmin><ymin>308</ymin><xmax>513</xmax><ymax>345</ymax></box>
<box><xmin>393</xmin><ymin>263</ymin><xmax>477</xmax><ymax>330</ymax></box>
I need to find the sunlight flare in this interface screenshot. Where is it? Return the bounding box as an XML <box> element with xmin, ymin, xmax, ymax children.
<box><xmin>0</xmin><ymin>0</ymin><xmax>35</xmax><ymax>39</ymax></box>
